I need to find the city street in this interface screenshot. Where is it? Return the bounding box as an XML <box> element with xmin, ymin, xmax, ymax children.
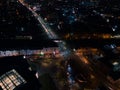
<box><xmin>18</xmin><ymin>0</ymin><xmax>120</xmax><ymax>90</ymax></box>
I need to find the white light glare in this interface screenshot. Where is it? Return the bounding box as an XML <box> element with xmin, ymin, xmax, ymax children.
<box><xmin>113</xmin><ymin>61</ymin><xmax>119</xmax><ymax>66</ymax></box>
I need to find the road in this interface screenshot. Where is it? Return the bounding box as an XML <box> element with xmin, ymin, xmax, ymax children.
<box><xmin>72</xmin><ymin>49</ymin><xmax>120</xmax><ymax>90</ymax></box>
<box><xmin>18</xmin><ymin>0</ymin><xmax>73</xmax><ymax>89</ymax></box>
<box><xmin>18</xmin><ymin>0</ymin><xmax>120</xmax><ymax>90</ymax></box>
<box><xmin>18</xmin><ymin>0</ymin><xmax>71</xmax><ymax>58</ymax></box>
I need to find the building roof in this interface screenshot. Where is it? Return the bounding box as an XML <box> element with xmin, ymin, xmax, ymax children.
<box><xmin>0</xmin><ymin>56</ymin><xmax>41</xmax><ymax>90</ymax></box>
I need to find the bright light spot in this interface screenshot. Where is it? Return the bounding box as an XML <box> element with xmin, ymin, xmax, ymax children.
<box><xmin>21</xmin><ymin>27</ymin><xmax>24</xmax><ymax>31</ymax></box>
<box><xmin>23</xmin><ymin>56</ymin><xmax>26</xmax><ymax>59</ymax></box>
<box><xmin>33</xmin><ymin>6</ymin><xmax>37</xmax><ymax>11</ymax></box>
<box><xmin>44</xmin><ymin>18</ymin><xmax>47</xmax><ymax>21</ymax></box>
<box><xmin>29</xmin><ymin>36</ymin><xmax>32</xmax><ymax>40</ymax></box>
<box><xmin>83</xmin><ymin>58</ymin><xmax>89</xmax><ymax>64</ymax></box>
<box><xmin>35</xmin><ymin>72</ymin><xmax>39</xmax><ymax>78</ymax></box>
<box><xmin>106</xmin><ymin>19</ymin><xmax>109</xmax><ymax>22</ymax></box>
<box><xmin>112</xmin><ymin>28</ymin><xmax>115</xmax><ymax>31</ymax></box>
<box><xmin>53</xmin><ymin>51</ymin><xmax>56</xmax><ymax>55</ymax></box>
<box><xmin>90</xmin><ymin>74</ymin><xmax>95</xmax><ymax>79</ymax></box>
<box><xmin>28</xmin><ymin>67</ymin><xmax>32</xmax><ymax>71</ymax></box>
<box><xmin>113</xmin><ymin>61</ymin><xmax>119</xmax><ymax>66</ymax></box>
<box><xmin>73</xmin><ymin>48</ymin><xmax>76</xmax><ymax>51</ymax></box>
<box><xmin>40</xmin><ymin>51</ymin><xmax>44</xmax><ymax>55</ymax></box>
<box><xmin>100</xmin><ymin>14</ymin><xmax>103</xmax><ymax>16</ymax></box>
<box><xmin>54</xmin><ymin>40</ymin><xmax>62</xmax><ymax>43</ymax></box>
<box><xmin>112</xmin><ymin>35</ymin><xmax>120</xmax><ymax>38</ymax></box>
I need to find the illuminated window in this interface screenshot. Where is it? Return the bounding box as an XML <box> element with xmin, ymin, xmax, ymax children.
<box><xmin>0</xmin><ymin>69</ymin><xmax>26</xmax><ymax>90</ymax></box>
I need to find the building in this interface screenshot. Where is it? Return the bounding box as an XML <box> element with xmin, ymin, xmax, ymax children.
<box><xmin>0</xmin><ymin>56</ymin><xmax>41</xmax><ymax>90</ymax></box>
